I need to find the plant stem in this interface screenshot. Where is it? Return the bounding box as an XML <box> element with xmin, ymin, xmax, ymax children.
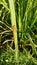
<box><xmin>9</xmin><ymin>0</ymin><xmax>18</xmax><ymax>62</ymax></box>
<box><xmin>18</xmin><ymin>6</ymin><xmax>21</xmax><ymax>37</ymax></box>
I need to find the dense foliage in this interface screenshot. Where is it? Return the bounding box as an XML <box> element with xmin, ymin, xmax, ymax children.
<box><xmin>0</xmin><ymin>0</ymin><xmax>37</xmax><ymax>65</ymax></box>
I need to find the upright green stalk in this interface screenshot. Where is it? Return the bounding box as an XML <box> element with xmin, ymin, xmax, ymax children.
<box><xmin>9</xmin><ymin>0</ymin><xmax>18</xmax><ymax>62</ymax></box>
<box><xmin>24</xmin><ymin>0</ymin><xmax>34</xmax><ymax>31</ymax></box>
<box><xmin>18</xmin><ymin>7</ymin><xmax>21</xmax><ymax>37</ymax></box>
<box><xmin>18</xmin><ymin>4</ymin><xmax>22</xmax><ymax>37</ymax></box>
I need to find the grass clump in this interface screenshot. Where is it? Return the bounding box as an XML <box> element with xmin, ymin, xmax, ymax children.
<box><xmin>0</xmin><ymin>0</ymin><xmax>37</xmax><ymax>65</ymax></box>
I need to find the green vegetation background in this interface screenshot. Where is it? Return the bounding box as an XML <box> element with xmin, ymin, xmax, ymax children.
<box><xmin>0</xmin><ymin>0</ymin><xmax>37</xmax><ymax>65</ymax></box>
